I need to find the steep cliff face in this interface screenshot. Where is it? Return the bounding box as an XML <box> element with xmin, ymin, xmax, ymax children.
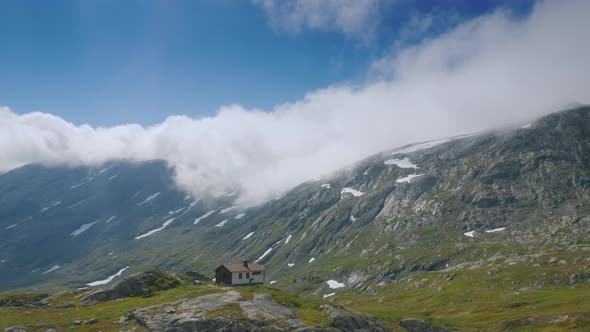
<box><xmin>1</xmin><ymin>107</ymin><xmax>589</xmax><ymax>296</ymax></box>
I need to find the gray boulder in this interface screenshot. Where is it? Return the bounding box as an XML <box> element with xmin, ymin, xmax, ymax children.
<box><xmin>4</xmin><ymin>327</ymin><xmax>28</xmax><ymax>332</ymax></box>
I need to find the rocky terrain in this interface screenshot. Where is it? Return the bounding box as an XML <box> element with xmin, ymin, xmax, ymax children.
<box><xmin>129</xmin><ymin>290</ymin><xmax>389</xmax><ymax>331</ymax></box>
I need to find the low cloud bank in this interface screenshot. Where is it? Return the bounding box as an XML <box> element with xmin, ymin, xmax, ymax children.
<box><xmin>2</xmin><ymin>0</ymin><xmax>589</xmax><ymax>205</ymax></box>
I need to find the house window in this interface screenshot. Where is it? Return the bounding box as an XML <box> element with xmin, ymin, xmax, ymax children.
<box><xmin>246</xmin><ymin>273</ymin><xmax>250</xmax><ymax>279</ymax></box>
<box><xmin>239</xmin><ymin>273</ymin><xmax>242</xmax><ymax>279</ymax></box>
<box><xmin>253</xmin><ymin>271</ymin><xmax>261</xmax><ymax>275</ymax></box>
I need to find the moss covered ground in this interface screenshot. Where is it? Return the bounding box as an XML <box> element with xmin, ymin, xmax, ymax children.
<box><xmin>334</xmin><ymin>250</ymin><xmax>590</xmax><ymax>331</ymax></box>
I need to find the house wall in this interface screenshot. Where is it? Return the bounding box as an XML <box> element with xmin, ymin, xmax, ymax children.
<box><xmin>215</xmin><ymin>267</ymin><xmax>232</xmax><ymax>285</ymax></box>
<box><xmin>231</xmin><ymin>270</ymin><xmax>265</xmax><ymax>285</ymax></box>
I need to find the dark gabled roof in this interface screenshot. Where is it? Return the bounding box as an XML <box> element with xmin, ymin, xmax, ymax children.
<box><xmin>217</xmin><ymin>262</ymin><xmax>265</xmax><ymax>273</ymax></box>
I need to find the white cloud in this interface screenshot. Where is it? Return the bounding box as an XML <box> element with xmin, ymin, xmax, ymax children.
<box><xmin>2</xmin><ymin>0</ymin><xmax>590</xmax><ymax>206</ymax></box>
<box><xmin>253</xmin><ymin>0</ymin><xmax>382</xmax><ymax>40</ymax></box>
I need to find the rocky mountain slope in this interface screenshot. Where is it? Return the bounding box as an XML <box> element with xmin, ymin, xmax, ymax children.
<box><xmin>0</xmin><ymin>159</ymin><xmax>240</xmax><ymax>290</ymax></box>
<box><xmin>1</xmin><ymin>107</ymin><xmax>590</xmax><ymax>329</ymax></box>
<box><xmin>1</xmin><ymin>107</ymin><xmax>589</xmax><ymax>289</ymax></box>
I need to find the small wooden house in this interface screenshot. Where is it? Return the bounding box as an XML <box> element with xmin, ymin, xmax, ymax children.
<box><xmin>215</xmin><ymin>260</ymin><xmax>265</xmax><ymax>286</ymax></box>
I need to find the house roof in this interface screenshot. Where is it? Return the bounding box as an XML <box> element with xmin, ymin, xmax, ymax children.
<box><xmin>218</xmin><ymin>262</ymin><xmax>265</xmax><ymax>273</ymax></box>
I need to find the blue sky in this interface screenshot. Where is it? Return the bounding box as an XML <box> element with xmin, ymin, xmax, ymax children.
<box><xmin>0</xmin><ymin>0</ymin><xmax>534</xmax><ymax>126</ymax></box>
<box><xmin>2</xmin><ymin>0</ymin><xmax>589</xmax><ymax>203</ymax></box>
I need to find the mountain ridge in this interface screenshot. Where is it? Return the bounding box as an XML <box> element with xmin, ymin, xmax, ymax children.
<box><xmin>1</xmin><ymin>107</ymin><xmax>589</xmax><ymax>297</ymax></box>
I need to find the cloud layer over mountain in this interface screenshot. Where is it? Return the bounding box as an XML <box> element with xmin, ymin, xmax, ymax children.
<box><xmin>2</xmin><ymin>0</ymin><xmax>589</xmax><ymax>205</ymax></box>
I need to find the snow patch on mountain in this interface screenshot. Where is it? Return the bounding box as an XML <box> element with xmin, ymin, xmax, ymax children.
<box><xmin>341</xmin><ymin>188</ymin><xmax>364</xmax><ymax>197</ymax></box>
<box><xmin>42</xmin><ymin>265</ymin><xmax>62</xmax><ymax>275</ymax></box>
<box><xmin>194</xmin><ymin>210</ymin><xmax>216</xmax><ymax>224</ymax></box>
<box><xmin>384</xmin><ymin>158</ymin><xmax>418</xmax><ymax>169</ymax></box>
<box><xmin>71</xmin><ymin>220</ymin><xmax>100</xmax><ymax>237</ymax></box>
<box><xmin>220</xmin><ymin>206</ymin><xmax>237</xmax><ymax>214</ymax></box>
<box><xmin>40</xmin><ymin>200</ymin><xmax>61</xmax><ymax>212</ymax></box>
<box><xmin>243</xmin><ymin>232</ymin><xmax>254</xmax><ymax>240</ymax></box>
<box><xmin>256</xmin><ymin>247</ymin><xmax>273</xmax><ymax>262</ymax></box>
<box><xmin>178</xmin><ymin>200</ymin><xmax>200</xmax><ymax>217</ymax></box>
<box><xmin>327</xmin><ymin>279</ymin><xmax>345</xmax><ymax>289</ymax></box>
<box><xmin>68</xmin><ymin>198</ymin><xmax>89</xmax><ymax>208</ymax></box>
<box><xmin>215</xmin><ymin>219</ymin><xmax>228</xmax><ymax>227</ymax></box>
<box><xmin>137</xmin><ymin>192</ymin><xmax>160</xmax><ymax>206</ymax></box>
<box><xmin>168</xmin><ymin>207</ymin><xmax>186</xmax><ymax>215</ymax></box>
<box><xmin>393</xmin><ymin>139</ymin><xmax>451</xmax><ymax>154</ymax></box>
<box><xmin>70</xmin><ymin>177</ymin><xmax>93</xmax><ymax>189</ymax></box>
<box><xmin>87</xmin><ymin>266</ymin><xmax>130</xmax><ymax>286</ymax></box>
<box><xmin>485</xmin><ymin>227</ymin><xmax>507</xmax><ymax>233</ymax></box>
<box><xmin>396</xmin><ymin>174</ymin><xmax>423</xmax><ymax>183</ymax></box>
<box><xmin>135</xmin><ymin>218</ymin><xmax>175</xmax><ymax>239</ymax></box>
<box><xmin>98</xmin><ymin>166</ymin><xmax>113</xmax><ymax>174</ymax></box>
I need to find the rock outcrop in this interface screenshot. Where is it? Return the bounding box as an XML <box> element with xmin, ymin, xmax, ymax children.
<box><xmin>83</xmin><ymin>270</ymin><xmax>181</xmax><ymax>303</ymax></box>
<box><xmin>129</xmin><ymin>290</ymin><xmax>390</xmax><ymax>331</ymax></box>
<box><xmin>0</xmin><ymin>293</ymin><xmax>48</xmax><ymax>308</ymax></box>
